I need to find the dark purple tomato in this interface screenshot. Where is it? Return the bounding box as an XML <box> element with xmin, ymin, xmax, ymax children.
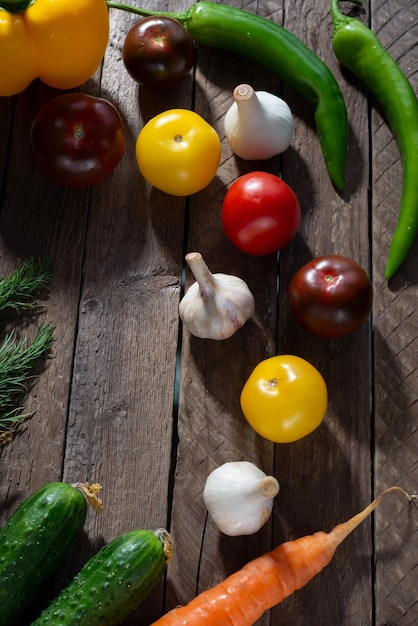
<box><xmin>288</xmin><ymin>255</ymin><xmax>373</xmax><ymax>338</ymax></box>
<box><xmin>122</xmin><ymin>16</ymin><xmax>196</xmax><ymax>88</ymax></box>
<box><xmin>30</xmin><ymin>93</ymin><xmax>126</xmax><ymax>188</ymax></box>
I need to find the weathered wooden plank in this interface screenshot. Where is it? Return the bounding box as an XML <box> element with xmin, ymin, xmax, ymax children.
<box><xmin>54</xmin><ymin>4</ymin><xmax>190</xmax><ymax>623</ymax></box>
<box><xmin>371</xmin><ymin>0</ymin><xmax>418</xmax><ymax>624</ymax></box>
<box><xmin>0</xmin><ymin>81</ymin><xmax>92</xmax><ymax>493</ymax></box>
<box><xmin>0</xmin><ymin>79</ymin><xmax>99</xmax><ymax>620</ymax></box>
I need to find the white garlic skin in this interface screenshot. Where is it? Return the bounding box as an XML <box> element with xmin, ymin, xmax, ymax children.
<box><xmin>224</xmin><ymin>84</ymin><xmax>294</xmax><ymax>160</ymax></box>
<box><xmin>179</xmin><ymin>252</ymin><xmax>255</xmax><ymax>340</ymax></box>
<box><xmin>203</xmin><ymin>461</ymin><xmax>280</xmax><ymax>536</ymax></box>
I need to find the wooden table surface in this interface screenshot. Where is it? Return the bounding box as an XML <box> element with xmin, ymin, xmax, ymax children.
<box><xmin>1</xmin><ymin>1</ymin><xmax>417</xmax><ymax>624</ymax></box>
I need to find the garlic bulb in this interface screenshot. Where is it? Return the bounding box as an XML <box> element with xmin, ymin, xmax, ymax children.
<box><xmin>179</xmin><ymin>252</ymin><xmax>255</xmax><ymax>340</ymax></box>
<box><xmin>203</xmin><ymin>461</ymin><xmax>280</xmax><ymax>536</ymax></box>
<box><xmin>224</xmin><ymin>83</ymin><xmax>294</xmax><ymax>160</ymax></box>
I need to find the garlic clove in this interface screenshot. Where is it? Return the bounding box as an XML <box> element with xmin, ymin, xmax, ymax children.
<box><xmin>224</xmin><ymin>83</ymin><xmax>294</xmax><ymax>160</ymax></box>
<box><xmin>179</xmin><ymin>252</ymin><xmax>255</xmax><ymax>340</ymax></box>
<box><xmin>203</xmin><ymin>461</ymin><xmax>280</xmax><ymax>536</ymax></box>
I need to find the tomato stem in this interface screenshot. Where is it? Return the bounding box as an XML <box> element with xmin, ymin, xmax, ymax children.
<box><xmin>0</xmin><ymin>0</ymin><xmax>35</xmax><ymax>14</ymax></box>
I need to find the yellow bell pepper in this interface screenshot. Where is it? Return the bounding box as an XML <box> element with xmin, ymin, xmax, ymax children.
<box><xmin>0</xmin><ymin>0</ymin><xmax>109</xmax><ymax>96</ymax></box>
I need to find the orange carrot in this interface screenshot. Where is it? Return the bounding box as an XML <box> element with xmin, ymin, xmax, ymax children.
<box><xmin>151</xmin><ymin>486</ymin><xmax>415</xmax><ymax>626</ymax></box>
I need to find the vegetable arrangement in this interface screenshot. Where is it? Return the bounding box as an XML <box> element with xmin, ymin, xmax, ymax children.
<box><xmin>3</xmin><ymin>0</ymin><xmax>412</xmax><ymax>272</ymax></box>
<box><xmin>107</xmin><ymin>0</ymin><xmax>417</xmax><ymax>276</ymax></box>
<box><xmin>109</xmin><ymin>0</ymin><xmax>348</xmax><ymax>190</ymax></box>
<box><xmin>151</xmin><ymin>487</ymin><xmax>415</xmax><ymax>625</ymax></box>
<box><xmin>0</xmin><ymin>0</ymin><xmax>414</xmax><ymax>275</ymax></box>
<box><xmin>0</xmin><ymin>1</ymin><xmax>416</xmax><ymax>625</ymax></box>
<box><xmin>0</xmin><ymin>481</ymin><xmax>103</xmax><ymax>625</ymax></box>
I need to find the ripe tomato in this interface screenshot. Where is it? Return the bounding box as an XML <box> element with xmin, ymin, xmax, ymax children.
<box><xmin>122</xmin><ymin>16</ymin><xmax>195</xmax><ymax>88</ymax></box>
<box><xmin>30</xmin><ymin>94</ymin><xmax>126</xmax><ymax>188</ymax></box>
<box><xmin>221</xmin><ymin>172</ymin><xmax>301</xmax><ymax>255</ymax></box>
<box><xmin>240</xmin><ymin>355</ymin><xmax>328</xmax><ymax>443</ymax></box>
<box><xmin>135</xmin><ymin>109</ymin><xmax>221</xmax><ymax>196</ymax></box>
<box><xmin>288</xmin><ymin>255</ymin><xmax>373</xmax><ymax>338</ymax></box>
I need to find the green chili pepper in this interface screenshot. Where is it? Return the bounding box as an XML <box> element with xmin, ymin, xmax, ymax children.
<box><xmin>330</xmin><ymin>0</ymin><xmax>418</xmax><ymax>279</ymax></box>
<box><xmin>108</xmin><ymin>0</ymin><xmax>348</xmax><ymax>190</ymax></box>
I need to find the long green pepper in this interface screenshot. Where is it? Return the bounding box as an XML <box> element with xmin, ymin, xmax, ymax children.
<box><xmin>107</xmin><ymin>0</ymin><xmax>348</xmax><ymax>190</ymax></box>
<box><xmin>330</xmin><ymin>0</ymin><xmax>418</xmax><ymax>279</ymax></box>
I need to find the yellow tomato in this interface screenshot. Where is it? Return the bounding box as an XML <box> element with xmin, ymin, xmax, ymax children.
<box><xmin>135</xmin><ymin>109</ymin><xmax>221</xmax><ymax>196</ymax></box>
<box><xmin>240</xmin><ymin>355</ymin><xmax>328</xmax><ymax>443</ymax></box>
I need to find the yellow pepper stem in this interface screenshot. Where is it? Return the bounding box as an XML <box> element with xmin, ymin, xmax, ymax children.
<box><xmin>0</xmin><ymin>0</ymin><xmax>34</xmax><ymax>13</ymax></box>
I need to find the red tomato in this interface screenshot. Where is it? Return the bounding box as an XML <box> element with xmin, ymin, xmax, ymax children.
<box><xmin>122</xmin><ymin>16</ymin><xmax>196</xmax><ymax>88</ymax></box>
<box><xmin>221</xmin><ymin>172</ymin><xmax>301</xmax><ymax>255</ymax></box>
<box><xmin>29</xmin><ymin>93</ymin><xmax>126</xmax><ymax>188</ymax></box>
<box><xmin>288</xmin><ymin>255</ymin><xmax>373</xmax><ymax>337</ymax></box>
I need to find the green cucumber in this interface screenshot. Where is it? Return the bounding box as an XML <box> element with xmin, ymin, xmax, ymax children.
<box><xmin>0</xmin><ymin>481</ymin><xmax>103</xmax><ymax>626</ymax></box>
<box><xmin>31</xmin><ymin>528</ymin><xmax>174</xmax><ymax>626</ymax></box>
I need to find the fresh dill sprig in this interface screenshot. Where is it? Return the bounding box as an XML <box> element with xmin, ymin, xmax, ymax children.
<box><xmin>0</xmin><ymin>259</ymin><xmax>54</xmax><ymax>440</ymax></box>
<box><xmin>0</xmin><ymin>258</ymin><xmax>52</xmax><ymax>316</ymax></box>
<box><xmin>0</xmin><ymin>323</ymin><xmax>55</xmax><ymax>435</ymax></box>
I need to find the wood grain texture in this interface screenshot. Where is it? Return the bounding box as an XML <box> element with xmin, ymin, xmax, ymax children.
<box><xmin>371</xmin><ymin>1</ymin><xmax>418</xmax><ymax>625</ymax></box>
<box><xmin>0</xmin><ymin>0</ymin><xmax>416</xmax><ymax>625</ymax></box>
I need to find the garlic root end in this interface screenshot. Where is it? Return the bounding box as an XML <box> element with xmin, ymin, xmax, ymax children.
<box><xmin>260</xmin><ymin>476</ymin><xmax>280</xmax><ymax>498</ymax></box>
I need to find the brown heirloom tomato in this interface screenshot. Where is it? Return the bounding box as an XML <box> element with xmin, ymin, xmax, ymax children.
<box><xmin>122</xmin><ymin>16</ymin><xmax>196</xmax><ymax>88</ymax></box>
<box><xmin>288</xmin><ymin>255</ymin><xmax>373</xmax><ymax>338</ymax></box>
<box><xmin>30</xmin><ymin>93</ymin><xmax>126</xmax><ymax>188</ymax></box>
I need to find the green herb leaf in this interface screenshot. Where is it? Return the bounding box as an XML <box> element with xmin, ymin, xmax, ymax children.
<box><xmin>0</xmin><ymin>323</ymin><xmax>55</xmax><ymax>435</ymax></box>
<box><xmin>0</xmin><ymin>259</ymin><xmax>54</xmax><ymax>440</ymax></box>
<box><xmin>0</xmin><ymin>258</ymin><xmax>52</xmax><ymax>316</ymax></box>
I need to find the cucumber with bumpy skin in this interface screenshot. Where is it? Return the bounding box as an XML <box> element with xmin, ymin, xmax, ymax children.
<box><xmin>31</xmin><ymin>528</ymin><xmax>174</xmax><ymax>625</ymax></box>
<box><xmin>0</xmin><ymin>481</ymin><xmax>103</xmax><ymax>626</ymax></box>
